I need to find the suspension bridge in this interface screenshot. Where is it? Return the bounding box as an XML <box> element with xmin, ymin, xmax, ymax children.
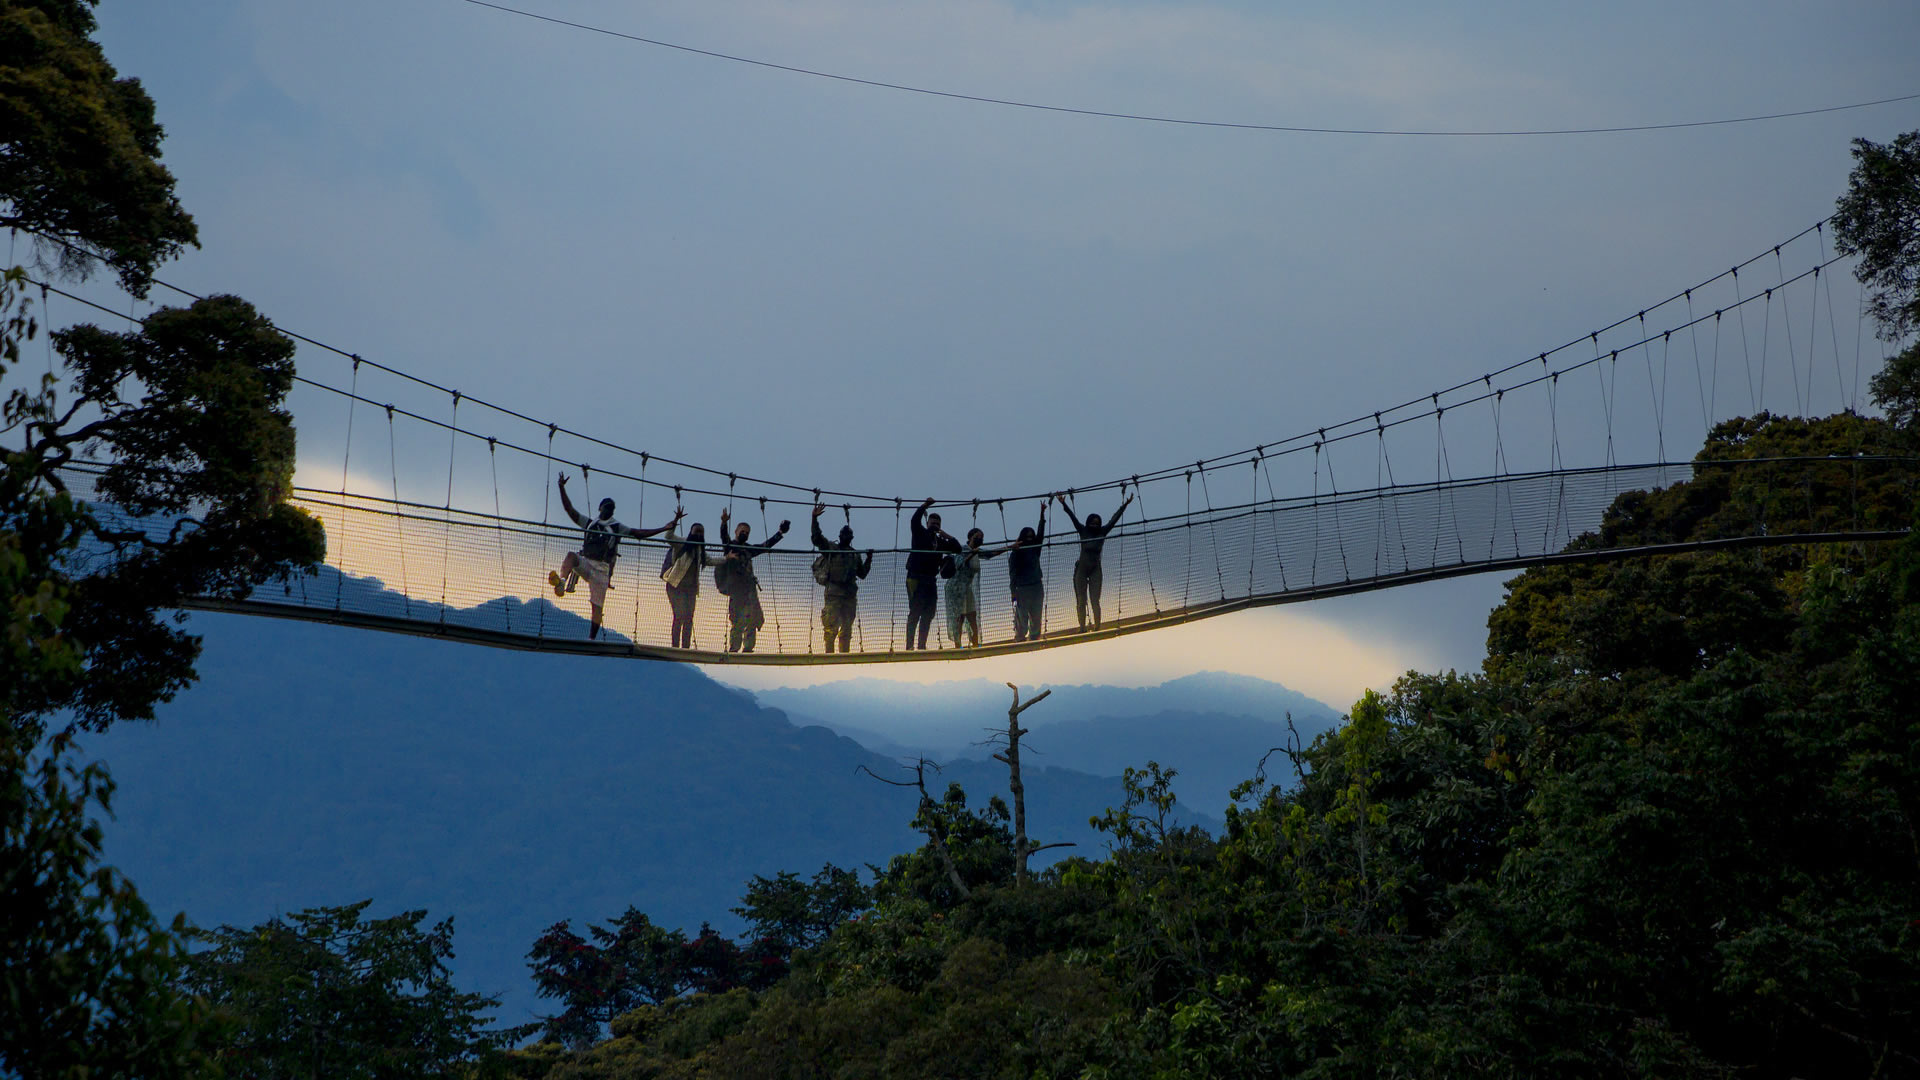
<box><xmin>40</xmin><ymin>220</ymin><xmax>1917</xmax><ymax>664</ymax></box>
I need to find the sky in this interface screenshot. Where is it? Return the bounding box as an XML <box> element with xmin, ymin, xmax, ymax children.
<box><xmin>72</xmin><ymin>0</ymin><xmax>1920</xmax><ymax>707</ymax></box>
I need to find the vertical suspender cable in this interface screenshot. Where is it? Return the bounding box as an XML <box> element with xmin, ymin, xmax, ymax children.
<box><xmin>1815</xmin><ymin>226</ymin><xmax>1850</xmax><ymax>410</ymax></box>
<box><xmin>1197</xmin><ymin>465</ymin><xmax>1227</xmax><ymax>601</ymax></box>
<box><xmin>1374</xmin><ymin>425</ymin><xmax>1387</xmax><ymax>576</ymax></box>
<box><xmin>1042</xmin><ymin>495</ymin><xmax>1053</xmax><ymax>639</ymax></box>
<box><xmin>1685</xmin><ymin>291</ymin><xmax>1714</xmax><ymax>431</ymax></box>
<box><xmin>632</xmin><ymin>454</ymin><xmax>648</xmax><ymax>643</ymax></box>
<box><xmin>1246</xmin><ymin>460</ymin><xmax>1259</xmax><ymax>596</ymax></box>
<box><xmin>1729</xmin><ymin>271</ymin><xmax>1751</xmax><ymax>418</ymax></box>
<box><xmin>489</xmin><ymin>438</ymin><xmax>511</xmax><ymax>633</ymax></box>
<box><xmin>1640</xmin><ymin>313</ymin><xmax>1665</xmax><ymax>462</ymax></box>
<box><xmin>439</xmin><ymin>392</ymin><xmax>459</xmax><ymax>625</ymax></box>
<box><xmin>1182</xmin><ymin>472</ymin><xmax>1194</xmax><ymax>609</ymax></box>
<box><xmin>335</xmin><ymin>357</ymin><xmax>361</xmax><ymax>611</ymax></box>
<box><xmin>759</xmin><ymin>496</ymin><xmax>782</xmax><ymax>652</ymax></box>
<box><xmin>1775</xmin><ymin>249</ymin><xmax>1803</xmax><ymax>415</ymax></box>
<box><xmin>1310</xmin><ymin>444</ymin><xmax>1323</xmax><ymax>585</ymax></box>
<box><xmin>892</xmin><ymin>498</ymin><xmax>902</xmax><ymax>650</ymax></box>
<box><xmin>1133</xmin><ymin>478</ymin><xmax>1161</xmax><ymax>611</ymax></box>
<box><xmin>1323</xmin><ymin>438</ymin><xmax>1351</xmax><ymax>581</ymax></box>
<box><xmin>996</xmin><ymin>499</ymin><xmax>1010</xmax><ymax>636</ymax></box>
<box><xmin>1759</xmin><ymin>289</ymin><xmax>1775</xmax><ymax>416</ymax></box>
<box><xmin>1257</xmin><ymin>461</ymin><xmax>1287</xmax><ymax>592</ymax></box>
<box><xmin>1377</xmin><ymin>418</ymin><xmax>1408</xmax><ymax>571</ymax></box>
<box><xmin>807</xmin><ymin>488</ymin><xmax>820</xmax><ymax>655</ymax></box>
<box><xmin>1591</xmin><ymin>334</ymin><xmax>1616</xmax><ymax>469</ymax></box>
<box><xmin>1805</xmin><ymin>265</ymin><xmax>1823</xmax><ymax>413</ymax></box>
<box><xmin>1546</xmin><ymin>374</ymin><xmax>1563</xmax><ymax>549</ymax></box>
<box><xmin>387</xmin><ymin>405</ymin><xmax>412</xmax><ymax>619</ymax></box>
<box><xmin>539</xmin><ymin>424</ymin><xmax>555</xmax><ymax>640</ymax></box>
<box><xmin>1436</xmin><ymin>407</ymin><xmax>1463</xmax><ymax>562</ymax></box>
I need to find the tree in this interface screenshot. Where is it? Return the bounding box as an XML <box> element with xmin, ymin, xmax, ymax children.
<box><xmin>528</xmin><ymin>906</ymin><xmax>792</xmax><ymax>1049</ymax></box>
<box><xmin>0</xmin><ymin>725</ymin><xmax>214</xmax><ymax>1078</ymax></box>
<box><xmin>529</xmin><ymin>909</ymin><xmax>688</xmax><ymax>1048</ymax></box>
<box><xmin>1834</xmin><ymin>130</ymin><xmax>1920</xmax><ymax>428</ymax></box>
<box><xmin>731</xmin><ymin>862</ymin><xmax>872</xmax><ymax>959</ymax></box>
<box><xmin>0</xmin><ymin>0</ymin><xmax>197</xmax><ymax>295</ymax></box>
<box><xmin>181</xmin><ymin>900</ymin><xmax>531</xmax><ymax>1078</ymax></box>
<box><xmin>0</xmin><ymin>7</ymin><xmax>322</xmax><ymax>1075</ymax></box>
<box><xmin>7</xmin><ymin>290</ymin><xmax>325</xmax><ymax>735</ymax></box>
<box><xmin>1834</xmin><ymin>130</ymin><xmax>1920</xmax><ymax>342</ymax></box>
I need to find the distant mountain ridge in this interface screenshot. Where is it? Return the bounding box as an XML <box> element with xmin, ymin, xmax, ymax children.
<box><xmin>753</xmin><ymin>672</ymin><xmax>1342</xmax><ymax>807</ymax></box>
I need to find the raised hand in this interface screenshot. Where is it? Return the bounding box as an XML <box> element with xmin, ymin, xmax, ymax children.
<box><xmin>813</xmin><ymin>503</ymin><xmax>826</xmax><ymax>519</ymax></box>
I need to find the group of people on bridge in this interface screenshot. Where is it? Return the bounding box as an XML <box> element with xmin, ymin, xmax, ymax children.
<box><xmin>546</xmin><ymin>472</ymin><xmax>1133</xmax><ymax>652</ymax></box>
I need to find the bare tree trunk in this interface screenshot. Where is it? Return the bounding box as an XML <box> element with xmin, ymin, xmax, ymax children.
<box><xmin>864</xmin><ymin>758</ymin><xmax>972</xmax><ymax>899</ymax></box>
<box><xmin>995</xmin><ymin>683</ymin><xmax>1051</xmax><ymax>885</ymax></box>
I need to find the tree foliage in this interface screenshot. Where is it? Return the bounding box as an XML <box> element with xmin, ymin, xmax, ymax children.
<box><xmin>0</xmin><ymin>726</ymin><xmax>213</xmax><ymax>1078</ymax></box>
<box><xmin>6</xmin><ymin>289</ymin><xmax>326</xmax><ymax>734</ymax></box>
<box><xmin>510</xmin><ymin>412</ymin><xmax>1920</xmax><ymax>1079</ymax></box>
<box><xmin>0</xmin><ymin>0</ymin><xmax>197</xmax><ymax>295</ymax></box>
<box><xmin>0</xmin><ymin>7</ymin><xmax>321</xmax><ymax>1076</ymax></box>
<box><xmin>180</xmin><ymin>900</ymin><xmax>531</xmax><ymax>1078</ymax></box>
<box><xmin>1834</xmin><ymin>130</ymin><xmax>1920</xmax><ymax>342</ymax></box>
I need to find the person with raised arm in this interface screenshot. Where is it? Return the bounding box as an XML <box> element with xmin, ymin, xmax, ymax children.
<box><xmin>945</xmin><ymin>526</ymin><xmax>1006</xmax><ymax>649</ymax></box>
<box><xmin>549</xmin><ymin>472</ymin><xmax>681</xmax><ymax>640</ymax></box>
<box><xmin>659</xmin><ymin>512</ymin><xmax>725</xmax><ymax>649</ymax></box>
<box><xmin>717</xmin><ymin>506</ymin><xmax>790</xmax><ymax>654</ymax></box>
<box><xmin>902</xmin><ymin>497</ymin><xmax>961</xmax><ymax>651</ymax></box>
<box><xmin>1055</xmin><ymin>486</ymin><xmax>1134</xmax><ymax>631</ymax></box>
<box><xmin>810</xmin><ymin>503</ymin><xmax>874</xmax><ymax>654</ymax></box>
<box><xmin>1006</xmin><ymin>500</ymin><xmax>1049</xmax><ymax>643</ymax></box>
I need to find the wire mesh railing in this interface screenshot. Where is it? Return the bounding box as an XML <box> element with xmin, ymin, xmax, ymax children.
<box><xmin>56</xmin><ymin>456</ymin><xmax>1918</xmax><ymax>664</ymax></box>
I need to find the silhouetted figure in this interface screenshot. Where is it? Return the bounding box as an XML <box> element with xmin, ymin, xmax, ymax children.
<box><xmin>718</xmin><ymin>507</ymin><xmax>789</xmax><ymax>653</ymax></box>
<box><xmin>550</xmin><ymin>472</ymin><xmax>680</xmax><ymax>640</ymax></box>
<box><xmin>903</xmin><ymin>498</ymin><xmax>960</xmax><ymax>650</ymax></box>
<box><xmin>946</xmin><ymin>526</ymin><xmax>1006</xmax><ymax>648</ymax></box>
<box><xmin>1056</xmin><ymin>487</ymin><xmax>1133</xmax><ymax>631</ymax></box>
<box><xmin>810</xmin><ymin>504</ymin><xmax>873</xmax><ymax>653</ymax></box>
<box><xmin>660</xmin><ymin>515</ymin><xmax>724</xmax><ymax>649</ymax></box>
<box><xmin>1006</xmin><ymin>502</ymin><xmax>1049</xmax><ymax>642</ymax></box>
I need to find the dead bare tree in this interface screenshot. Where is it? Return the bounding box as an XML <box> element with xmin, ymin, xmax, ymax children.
<box><xmin>991</xmin><ymin>683</ymin><xmax>1076</xmax><ymax>885</ymax></box>
<box><xmin>858</xmin><ymin>758</ymin><xmax>970</xmax><ymax>900</ymax></box>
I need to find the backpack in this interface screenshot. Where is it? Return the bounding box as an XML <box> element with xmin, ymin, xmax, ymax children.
<box><xmin>713</xmin><ymin>556</ymin><xmax>738</xmax><ymax>596</ymax></box>
<box><xmin>813</xmin><ymin>549</ymin><xmax>855</xmax><ymax>587</ymax></box>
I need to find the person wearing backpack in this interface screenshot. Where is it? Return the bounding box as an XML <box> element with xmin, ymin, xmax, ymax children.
<box><xmin>1055</xmin><ymin>486</ymin><xmax>1134</xmax><ymax>631</ymax></box>
<box><xmin>718</xmin><ymin>506</ymin><xmax>790</xmax><ymax>653</ymax></box>
<box><xmin>904</xmin><ymin>497</ymin><xmax>961</xmax><ymax>650</ymax></box>
<box><xmin>660</xmin><ymin>516</ymin><xmax>724</xmax><ymax>649</ymax></box>
<box><xmin>548</xmin><ymin>472</ymin><xmax>682</xmax><ymax>640</ymax></box>
<box><xmin>1006</xmin><ymin>501</ymin><xmax>1049</xmax><ymax>642</ymax></box>
<box><xmin>810</xmin><ymin>503</ymin><xmax>873</xmax><ymax>653</ymax></box>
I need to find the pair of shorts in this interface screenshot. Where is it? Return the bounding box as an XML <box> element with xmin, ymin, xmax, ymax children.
<box><xmin>574</xmin><ymin>554</ymin><xmax>612</xmax><ymax>609</ymax></box>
